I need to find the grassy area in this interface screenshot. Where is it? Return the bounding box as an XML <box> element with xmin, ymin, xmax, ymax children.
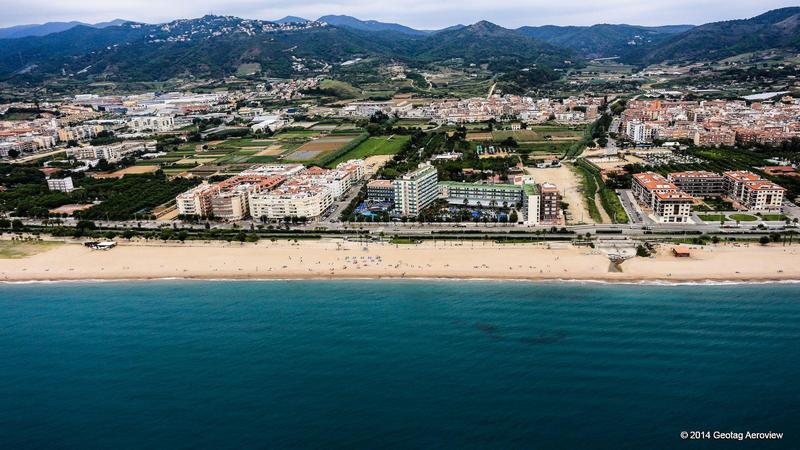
<box><xmin>236</xmin><ymin>63</ymin><xmax>261</xmax><ymax>76</ymax></box>
<box><xmin>698</xmin><ymin>214</ymin><xmax>727</xmax><ymax>222</ymax></box>
<box><xmin>571</xmin><ymin>163</ymin><xmax>603</xmax><ymax>223</ymax></box>
<box><xmin>390</xmin><ymin>237</ymin><xmax>421</xmax><ymax>245</ymax></box>
<box><xmin>326</xmin><ymin>135</ymin><xmax>410</xmax><ymax>168</ymax></box>
<box><xmin>575</xmin><ymin>158</ymin><xmax>629</xmax><ymax>224</ymax></box>
<box><xmin>319</xmin><ymin>79</ymin><xmax>361</xmax><ymax>99</ymax></box>
<box><xmin>729</xmin><ymin>214</ymin><xmax>758</xmax><ymax>222</ymax></box>
<box><xmin>759</xmin><ymin>214</ymin><xmax>788</xmax><ymax>221</ymax></box>
<box><xmin>0</xmin><ymin>240</ymin><xmax>61</xmax><ymax>259</ymax></box>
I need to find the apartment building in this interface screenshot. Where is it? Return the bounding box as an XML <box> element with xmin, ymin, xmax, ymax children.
<box><xmin>538</xmin><ymin>182</ymin><xmax>561</xmax><ymax>224</ymax></box>
<box><xmin>723</xmin><ymin>171</ymin><xmax>765</xmax><ymax>201</ymax></box>
<box><xmin>216</xmin><ymin>176</ymin><xmax>285</xmax><ymax>220</ymax></box>
<box><xmin>393</xmin><ymin>163</ymin><xmax>439</xmax><ymax>217</ymax></box>
<box><xmin>176</xmin><ymin>182</ymin><xmax>219</xmax><ymax>217</ymax></box>
<box><xmin>625</xmin><ymin>121</ymin><xmax>657</xmax><ymax>144</ymax></box>
<box><xmin>632</xmin><ymin>172</ymin><xmax>679</xmax><ymax>208</ymax></box>
<box><xmin>632</xmin><ymin>172</ymin><xmax>693</xmax><ymax>223</ymax></box>
<box><xmin>248</xmin><ymin>183</ymin><xmax>333</xmax><ymax>220</ymax></box>
<box><xmin>667</xmin><ymin>171</ymin><xmax>724</xmax><ymax>198</ymax></box>
<box><xmin>736</xmin><ymin>180</ymin><xmax>786</xmax><ymax>211</ymax></box>
<box><xmin>653</xmin><ymin>191</ymin><xmax>694</xmax><ymax>223</ymax></box>
<box><xmin>66</xmin><ymin>141</ymin><xmax>154</xmax><ymax>162</ymax></box>
<box><xmin>522</xmin><ymin>184</ymin><xmax>541</xmax><ymax>226</ymax></box>
<box><xmin>127</xmin><ymin>115</ymin><xmax>175</xmax><ymax>133</ymax></box>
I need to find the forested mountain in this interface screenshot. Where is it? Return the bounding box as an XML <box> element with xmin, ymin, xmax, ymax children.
<box><xmin>416</xmin><ymin>21</ymin><xmax>574</xmax><ymax>65</ymax></box>
<box><xmin>517</xmin><ymin>24</ymin><xmax>693</xmax><ymax>59</ymax></box>
<box><xmin>317</xmin><ymin>15</ymin><xmax>429</xmax><ymax>36</ymax></box>
<box><xmin>0</xmin><ymin>19</ymin><xmax>127</xmax><ymax>39</ymax></box>
<box><xmin>2</xmin><ymin>7</ymin><xmax>800</xmax><ymax>84</ymax></box>
<box><xmin>641</xmin><ymin>7</ymin><xmax>800</xmax><ymax>63</ymax></box>
<box><xmin>0</xmin><ymin>16</ymin><xmax>572</xmax><ymax>83</ymax></box>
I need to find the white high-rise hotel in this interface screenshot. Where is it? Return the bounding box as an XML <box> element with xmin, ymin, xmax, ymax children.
<box><xmin>393</xmin><ymin>163</ymin><xmax>439</xmax><ymax>216</ymax></box>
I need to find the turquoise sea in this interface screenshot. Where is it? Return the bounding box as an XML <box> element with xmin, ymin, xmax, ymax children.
<box><xmin>0</xmin><ymin>280</ymin><xmax>798</xmax><ymax>449</ymax></box>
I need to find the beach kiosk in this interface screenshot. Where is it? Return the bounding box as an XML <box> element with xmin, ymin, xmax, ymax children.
<box><xmin>672</xmin><ymin>246</ymin><xmax>691</xmax><ymax>258</ymax></box>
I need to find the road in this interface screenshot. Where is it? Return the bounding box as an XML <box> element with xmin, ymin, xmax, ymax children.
<box><xmin>10</xmin><ymin>148</ymin><xmax>67</xmax><ymax>164</ymax></box>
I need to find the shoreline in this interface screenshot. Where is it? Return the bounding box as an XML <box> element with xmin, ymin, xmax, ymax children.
<box><xmin>2</xmin><ymin>238</ymin><xmax>800</xmax><ymax>284</ymax></box>
<box><xmin>3</xmin><ymin>275</ymin><xmax>800</xmax><ymax>286</ymax></box>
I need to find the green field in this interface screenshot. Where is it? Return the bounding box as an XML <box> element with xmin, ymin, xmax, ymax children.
<box><xmin>326</xmin><ymin>135</ymin><xmax>411</xmax><ymax>168</ymax></box>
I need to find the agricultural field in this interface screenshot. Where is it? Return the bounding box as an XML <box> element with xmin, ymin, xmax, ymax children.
<box><xmin>285</xmin><ymin>134</ymin><xmax>362</xmax><ymax>162</ymax></box>
<box><xmin>466</xmin><ymin>124</ymin><xmax>584</xmax><ymax>158</ymax></box>
<box><xmin>326</xmin><ymin>135</ymin><xmax>411</xmax><ymax>168</ymax></box>
<box><xmin>394</xmin><ymin>119</ymin><xmax>436</xmax><ymax>130</ymax></box>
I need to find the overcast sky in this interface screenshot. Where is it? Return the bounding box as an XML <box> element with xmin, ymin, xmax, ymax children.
<box><xmin>1</xmin><ymin>0</ymin><xmax>799</xmax><ymax>29</ymax></box>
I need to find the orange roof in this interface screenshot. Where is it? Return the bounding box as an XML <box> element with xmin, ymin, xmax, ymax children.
<box><xmin>654</xmin><ymin>191</ymin><xmax>693</xmax><ymax>200</ymax></box>
<box><xmin>669</xmin><ymin>170</ymin><xmax>721</xmax><ymax>179</ymax></box>
<box><xmin>746</xmin><ymin>181</ymin><xmax>785</xmax><ymax>191</ymax></box>
<box><xmin>723</xmin><ymin>171</ymin><xmax>762</xmax><ymax>182</ymax></box>
<box><xmin>633</xmin><ymin>172</ymin><xmax>676</xmax><ymax>191</ymax></box>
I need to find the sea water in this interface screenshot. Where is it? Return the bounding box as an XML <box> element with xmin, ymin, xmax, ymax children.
<box><xmin>1</xmin><ymin>280</ymin><xmax>798</xmax><ymax>449</ymax></box>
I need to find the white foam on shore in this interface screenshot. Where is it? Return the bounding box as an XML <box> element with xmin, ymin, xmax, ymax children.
<box><xmin>2</xmin><ymin>277</ymin><xmax>800</xmax><ymax>287</ymax></box>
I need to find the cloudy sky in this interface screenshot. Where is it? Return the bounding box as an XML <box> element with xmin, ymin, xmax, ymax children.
<box><xmin>1</xmin><ymin>0</ymin><xmax>798</xmax><ymax>29</ymax></box>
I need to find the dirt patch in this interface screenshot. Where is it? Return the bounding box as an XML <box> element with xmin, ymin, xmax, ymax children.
<box><xmin>255</xmin><ymin>145</ymin><xmax>285</xmax><ymax>156</ymax></box>
<box><xmin>467</xmin><ymin>132</ymin><xmax>493</xmax><ymax>141</ymax></box>
<box><xmin>363</xmin><ymin>155</ymin><xmax>394</xmax><ymax>176</ymax></box>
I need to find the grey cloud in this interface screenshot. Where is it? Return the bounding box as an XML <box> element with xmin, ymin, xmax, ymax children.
<box><xmin>1</xmin><ymin>0</ymin><xmax>798</xmax><ymax>29</ymax></box>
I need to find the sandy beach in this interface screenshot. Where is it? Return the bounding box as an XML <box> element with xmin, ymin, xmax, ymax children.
<box><xmin>1</xmin><ymin>238</ymin><xmax>800</xmax><ymax>283</ymax></box>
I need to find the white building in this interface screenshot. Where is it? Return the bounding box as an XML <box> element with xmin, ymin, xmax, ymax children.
<box><xmin>47</xmin><ymin>177</ymin><xmax>75</xmax><ymax>193</ymax></box>
<box><xmin>127</xmin><ymin>115</ymin><xmax>175</xmax><ymax>133</ymax></box>
<box><xmin>66</xmin><ymin>141</ymin><xmax>154</xmax><ymax>162</ymax></box>
<box><xmin>393</xmin><ymin>163</ymin><xmax>439</xmax><ymax>217</ymax></box>
<box><xmin>248</xmin><ymin>184</ymin><xmax>333</xmax><ymax>220</ymax></box>
<box><xmin>176</xmin><ymin>182</ymin><xmax>218</xmax><ymax>216</ymax></box>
